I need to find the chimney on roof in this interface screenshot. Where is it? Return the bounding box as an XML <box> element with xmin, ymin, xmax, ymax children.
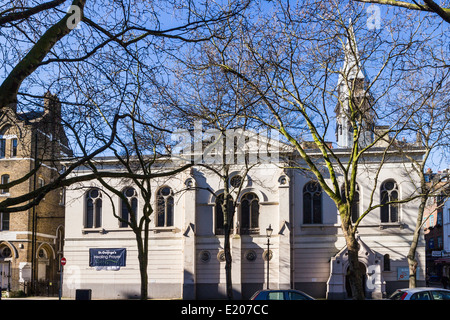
<box><xmin>43</xmin><ymin>91</ymin><xmax>63</xmax><ymax>137</ymax></box>
<box><xmin>44</xmin><ymin>91</ymin><xmax>61</xmax><ymax>118</ymax></box>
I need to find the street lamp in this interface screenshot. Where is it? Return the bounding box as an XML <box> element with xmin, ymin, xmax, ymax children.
<box><xmin>266</xmin><ymin>224</ymin><xmax>273</xmax><ymax>289</ymax></box>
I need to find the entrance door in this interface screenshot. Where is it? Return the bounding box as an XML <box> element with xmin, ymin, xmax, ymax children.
<box><xmin>0</xmin><ymin>262</ymin><xmax>10</xmax><ymax>290</ymax></box>
<box><xmin>345</xmin><ymin>262</ymin><xmax>366</xmax><ymax>298</ymax></box>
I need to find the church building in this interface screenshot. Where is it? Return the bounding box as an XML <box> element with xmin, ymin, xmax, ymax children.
<box><xmin>61</xmin><ymin>28</ymin><xmax>426</xmax><ymax>300</ymax></box>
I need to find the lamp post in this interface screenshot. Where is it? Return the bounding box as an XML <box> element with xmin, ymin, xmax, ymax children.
<box><xmin>266</xmin><ymin>224</ymin><xmax>273</xmax><ymax>289</ymax></box>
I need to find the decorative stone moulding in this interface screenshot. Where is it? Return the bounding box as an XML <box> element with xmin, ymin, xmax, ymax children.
<box><xmin>263</xmin><ymin>249</ymin><xmax>273</xmax><ymax>261</ymax></box>
<box><xmin>217</xmin><ymin>250</ymin><xmax>226</xmax><ymax>262</ymax></box>
<box><xmin>245</xmin><ymin>250</ymin><xmax>257</xmax><ymax>262</ymax></box>
<box><xmin>199</xmin><ymin>250</ymin><xmax>211</xmax><ymax>263</ymax></box>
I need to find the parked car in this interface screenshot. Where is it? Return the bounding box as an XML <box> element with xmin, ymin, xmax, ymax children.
<box><xmin>389</xmin><ymin>287</ymin><xmax>450</xmax><ymax>300</ymax></box>
<box><xmin>250</xmin><ymin>289</ymin><xmax>315</xmax><ymax>300</ymax></box>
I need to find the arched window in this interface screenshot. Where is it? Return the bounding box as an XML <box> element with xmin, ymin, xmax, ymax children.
<box><xmin>156</xmin><ymin>186</ymin><xmax>174</xmax><ymax>227</ymax></box>
<box><xmin>215</xmin><ymin>193</ymin><xmax>234</xmax><ymax>235</ymax></box>
<box><xmin>341</xmin><ymin>183</ymin><xmax>360</xmax><ymax>224</ymax></box>
<box><xmin>85</xmin><ymin>188</ymin><xmax>102</xmax><ymax>228</ymax></box>
<box><xmin>380</xmin><ymin>180</ymin><xmax>398</xmax><ymax>223</ymax></box>
<box><xmin>120</xmin><ymin>187</ymin><xmax>138</xmax><ymax>228</ymax></box>
<box><xmin>303</xmin><ymin>181</ymin><xmax>322</xmax><ymax>224</ymax></box>
<box><xmin>240</xmin><ymin>193</ymin><xmax>259</xmax><ymax>233</ymax></box>
<box><xmin>1</xmin><ymin>174</ymin><xmax>9</xmax><ymax>194</ymax></box>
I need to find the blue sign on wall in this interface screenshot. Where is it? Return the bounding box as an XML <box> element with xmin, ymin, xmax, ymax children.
<box><xmin>397</xmin><ymin>267</ymin><xmax>421</xmax><ymax>280</ymax></box>
<box><xmin>89</xmin><ymin>248</ymin><xmax>126</xmax><ymax>267</ymax></box>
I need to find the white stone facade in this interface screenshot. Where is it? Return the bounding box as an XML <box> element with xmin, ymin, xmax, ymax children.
<box><xmin>62</xmin><ymin>151</ymin><xmax>426</xmax><ymax>299</ymax></box>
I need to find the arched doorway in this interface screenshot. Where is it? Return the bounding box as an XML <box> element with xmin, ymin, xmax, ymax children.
<box><xmin>345</xmin><ymin>262</ymin><xmax>366</xmax><ymax>298</ymax></box>
<box><xmin>327</xmin><ymin>237</ymin><xmax>385</xmax><ymax>299</ymax></box>
<box><xmin>37</xmin><ymin>247</ymin><xmax>50</xmax><ymax>282</ymax></box>
<box><xmin>0</xmin><ymin>245</ymin><xmax>12</xmax><ymax>291</ymax></box>
<box><xmin>35</xmin><ymin>243</ymin><xmax>57</xmax><ymax>296</ymax></box>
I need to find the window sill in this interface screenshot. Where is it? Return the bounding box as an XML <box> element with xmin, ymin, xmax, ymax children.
<box><xmin>150</xmin><ymin>227</ymin><xmax>179</xmax><ymax>233</ymax></box>
<box><xmin>378</xmin><ymin>222</ymin><xmax>405</xmax><ymax>229</ymax></box>
<box><xmin>82</xmin><ymin>227</ymin><xmax>106</xmax><ymax>234</ymax></box>
<box><xmin>239</xmin><ymin>228</ymin><xmax>260</xmax><ymax>235</ymax></box>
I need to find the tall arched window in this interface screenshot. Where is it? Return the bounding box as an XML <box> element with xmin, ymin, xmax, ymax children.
<box><xmin>303</xmin><ymin>181</ymin><xmax>322</xmax><ymax>224</ymax></box>
<box><xmin>215</xmin><ymin>193</ymin><xmax>234</xmax><ymax>235</ymax></box>
<box><xmin>120</xmin><ymin>187</ymin><xmax>138</xmax><ymax>228</ymax></box>
<box><xmin>380</xmin><ymin>180</ymin><xmax>399</xmax><ymax>223</ymax></box>
<box><xmin>156</xmin><ymin>186</ymin><xmax>174</xmax><ymax>227</ymax></box>
<box><xmin>240</xmin><ymin>193</ymin><xmax>259</xmax><ymax>233</ymax></box>
<box><xmin>85</xmin><ymin>188</ymin><xmax>102</xmax><ymax>228</ymax></box>
<box><xmin>341</xmin><ymin>184</ymin><xmax>360</xmax><ymax>224</ymax></box>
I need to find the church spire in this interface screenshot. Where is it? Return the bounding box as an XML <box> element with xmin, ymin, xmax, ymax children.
<box><xmin>335</xmin><ymin>20</ymin><xmax>374</xmax><ymax>149</ymax></box>
<box><xmin>337</xmin><ymin>20</ymin><xmax>366</xmax><ymax>90</ymax></box>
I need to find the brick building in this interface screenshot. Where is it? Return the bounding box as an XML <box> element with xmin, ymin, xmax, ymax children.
<box><xmin>0</xmin><ymin>93</ymin><xmax>71</xmax><ymax>296</ymax></box>
<box><xmin>424</xmin><ymin>171</ymin><xmax>450</xmax><ymax>283</ymax></box>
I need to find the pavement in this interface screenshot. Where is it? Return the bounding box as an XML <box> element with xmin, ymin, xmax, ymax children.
<box><xmin>1</xmin><ymin>296</ymin><xmax>64</xmax><ymax>300</ymax></box>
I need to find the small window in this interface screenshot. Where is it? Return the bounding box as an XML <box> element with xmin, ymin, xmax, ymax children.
<box><xmin>11</xmin><ymin>138</ymin><xmax>17</xmax><ymax>157</ymax></box>
<box><xmin>0</xmin><ymin>212</ymin><xmax>9</xmax><ymax>230</ymax></box>
<box><xmin>156</xmin><ymin>186</ymin><xmax>174</xmax><ymax>227</ymax></box>
<box><xmin>1</xmin><ymin>174</ymin><xmax>9</xmax><ymax>194</ymax></box>
<box><xmin>38</xmin><ymin>177</ymin><xmax>45</xmax><ymax>189</ymax></box>
<box><xmin>383</xmin><ymin>254</ymin><xmax>391</xmax><ymax>271</ymax></box>
<box><xmin>0</xmin><ymin>139</ymin><xmax>5</xmax><ymax>158</ymax></box>
<box><xmin>59</xmin><ymin>188</ymin><xmax>66</xmax><ymax>205</ymax></box>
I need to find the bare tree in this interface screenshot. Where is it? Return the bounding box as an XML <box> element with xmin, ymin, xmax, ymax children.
<box><xmin>0</xmin><ymin>0</ymin><xmax>251</xmax><ymax>202</ymax></box>
<box><xmin>167</xmin><ymin>53</ymin><xmax>267</xmax><ymax>299</ymax></box>
<box><xmin>0</xmin><ymin>0</ymin><xmax>250</xmax><ymax>298</ymax></box>
<box><xmin>183</xmin><ymin>0</ymin><xmax>448</xmax><ymax>299</ymax></box>
<box><xmin>392</xmin><ymin>72</ymin><xmax>450</xmax><ymax>287</ymax></box>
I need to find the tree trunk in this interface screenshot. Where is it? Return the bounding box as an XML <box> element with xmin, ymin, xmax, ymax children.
<box><xmin>136</xmin><ymin>231</ymin><xmax>149</xmax><ymax>300</ymax></box>
<box><xmin>340</xmin><ymin>205</ymin><xmax>365</xmax><ymax>300</ymax></box>
<box><xmin>221</xmin><ymin>190</ymin><xmax>235</xmax><ymax>300</ymax></box>
<box><xmin>346</xmin><ymin>236</ymin><xmax>365</xmax><ymax>300</ymax></box>
<box><xmin>408</xmin><ymin>195</ymin><xmax>427</xmax><ymax>288</ymax></box>
<box><xmin>224</xmin><ymin>225</ymin><xmax>233</xmax><ymax>300</ymax></box>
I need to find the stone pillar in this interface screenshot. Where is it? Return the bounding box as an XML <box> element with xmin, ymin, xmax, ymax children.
<box><xmin>277</xmin><ymin>174</ymin><xmax>291</xmax><ymax>289</ymax></box>
<box><xmin>182</xmin><ymin>177</ymin><xmax>196</xmax><ymax>299</ymax></box>
<box><xmin>231</xmin><ymin>234</ymin><xmax>242</xmax><ymax>299</ymax></box>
